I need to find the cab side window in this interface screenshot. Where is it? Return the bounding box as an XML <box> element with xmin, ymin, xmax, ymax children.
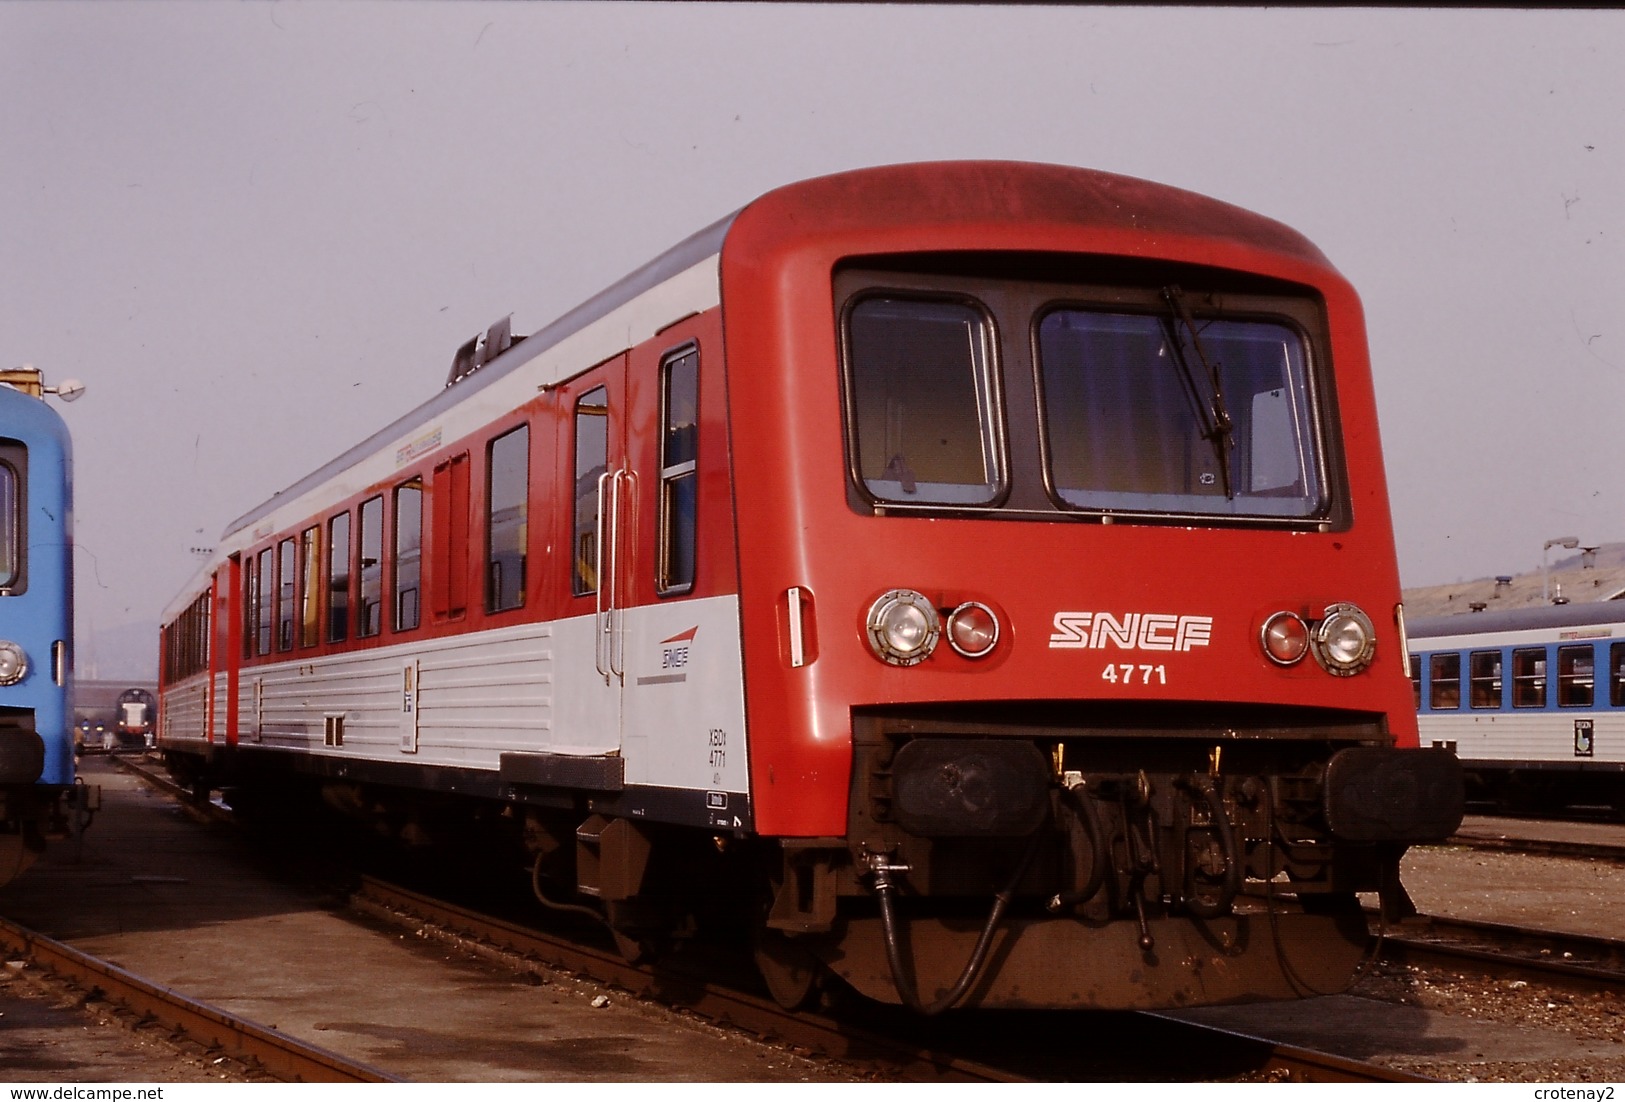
<box><xmin>658</xmin><ymin>349</ymin><xmax>698</xmax><ymax>594</ymax></box>
<box><xmin>572</xmin><ymin>388</ymin><xmax>608</xmax><ymax>596</ymax></box>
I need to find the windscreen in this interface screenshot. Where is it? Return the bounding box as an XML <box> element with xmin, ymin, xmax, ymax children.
<box><xmin>847</xmin><ymin>297</ymin><xmax>1002</xmax><ymax>505</ymax></box>
<box><xmin>1037</xmin><ymin>309</ymin><xmax>1324</xmax><ymax>518</ymax></box>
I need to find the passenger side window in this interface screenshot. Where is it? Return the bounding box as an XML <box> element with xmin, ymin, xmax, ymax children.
<box><xmin>358</xmin><ymin>496</ymin><xmax>383</xmax><ymax>638</ymax></box>
<box><xmin>1428</xmin><ymin>653</ymin><xmax>1460</xmax><ymax>710</ymax></box>
<box><xmin>242</xmin><ymin>554</ymin><xmax>259</xmax><ymax>660</ymax></box>
<box><xmin>1512</xmin><ymin>647</ymin><xmax>1547</xmax><ymax>708</ymax></box>
<box><xmin>1469</xmin><ymin>650</ymin><xmax>1502</xmax><ymax>709</ymax></box>
<box><xmin>394</xmin><ymin>479</ymin><xmax>423</xmax><ymax>632</ymax></box>
<box><xmin>299</xmin><ymin>527</ymin><xmax>321</xmax><ymax>648</ymax></box>
<box><xmin>276</xmin><ymin>538</ymin><xmax>296</xmax><ymax>651</ymax></box>
<box><xmin>486</xmin><ymin>427</ymin><xmax>529</xmax><ymax>612</ymax></box>
<box><xmin>254</xmin><ymin>547</ymin><xmax>274</xmax><ymax>655</ymax></box>
<box><xmin>1558</xmin><ymin>645</ymin><xmax>1595</xmax><ymax>707</ymax></box>
<box><xmin>1612</xmin><ymin>643</ymin><xmax>1625</xmax><ymax>708</ymax></box>
<box><xmin>327</xmin><ymin>512</ymin><xmax>351</xmax><ymax>643</ymax></box>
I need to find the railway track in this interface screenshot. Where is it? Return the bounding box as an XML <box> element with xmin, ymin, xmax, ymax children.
<box><xmin>354</xmin><ymin>876</ymin><xmax>1426</xmax><ymax>1083</ymax></box>
<box><xmin>1447</xmin><ymin>828</ymin><xmax>1625</xmax><ymax>865</ymax></box>
<box><xmin>0</xmin><ymin>915</ymin><xmax>397</xmax><ymax>1083</ymax></box>
<box><xmin>107</xmin><ymin>752</ymin><xmax>1426</xmax><ymax>1081</ymax></box>
<box><xmin>1377</xmin><ymin>912</ymin><xmax>1625</xmax><ymax>997</ymax></box>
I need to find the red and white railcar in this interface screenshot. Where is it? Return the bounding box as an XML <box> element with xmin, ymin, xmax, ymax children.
<box><xmin>159</xmin><ymin>161</ymin><xmax>1461</xmax><ymax>1011</ymax></box>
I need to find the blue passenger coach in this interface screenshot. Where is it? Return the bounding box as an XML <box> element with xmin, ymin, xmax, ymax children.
<box><xmin>1410</xmin><ymin>604</ymin><xmax>1625</xmax><ymax>814</ymax></box>
<box><xmin>0</xmin><ymin>369</ymin><xmax>91</xmax><ymax>885</ymax></box>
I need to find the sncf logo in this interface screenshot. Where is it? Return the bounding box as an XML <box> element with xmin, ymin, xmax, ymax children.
<box><xmin>1049</xmin><ymin>612</ymin><xmax>1213</xmax><ymax>652</ymax></box>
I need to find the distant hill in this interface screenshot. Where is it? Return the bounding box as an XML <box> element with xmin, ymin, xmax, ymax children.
<box><xmin>1403</xmin><ymin>542</ymin><xmax>1625</xmax><ymax>619</ymax></box>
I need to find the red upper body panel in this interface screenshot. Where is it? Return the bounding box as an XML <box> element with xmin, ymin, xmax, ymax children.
<box><xmin>717</xmin><ymin>162</ymin><xmax>1411</xmax><ymax>835</ymax></box>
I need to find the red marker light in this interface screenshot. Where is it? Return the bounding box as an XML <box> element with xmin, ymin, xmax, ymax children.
<box><xmin>947</xmin><ymin>602</ymin><xmax>1000</xmax><ymax>659</ymax></box>
<box><xmin>1261</xmin><ymin>611</ymin><xmax>1309</xmax><ymax>666</ymax></box>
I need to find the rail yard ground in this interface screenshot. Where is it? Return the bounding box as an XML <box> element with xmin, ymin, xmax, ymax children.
<box><xmin>1</xmin><ymin>755</ymin><xmax>1623</xmax><ymax>1082</ymax></box>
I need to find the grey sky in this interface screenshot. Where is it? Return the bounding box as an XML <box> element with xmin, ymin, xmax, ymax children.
<box><xmin>2</xmin><ymin>3</ymin><xmax>1620</xmax><ymax>678</ymax></box>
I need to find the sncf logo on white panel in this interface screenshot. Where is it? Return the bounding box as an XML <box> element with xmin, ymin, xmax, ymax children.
<box><xmin>1049</xmin><ymin>612</ymin><xmax>1213</xmax><ymax>652</ymax></box>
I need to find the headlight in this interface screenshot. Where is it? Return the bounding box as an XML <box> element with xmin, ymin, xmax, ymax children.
<box><xmin>1311</xmin><ymin>603</ymin><xmax>1376</xmax><ymax>676</ymax></box>
<box><xmin>865</xmin><ymin>590</ymin><xmax>941</xmax><ymax>666</ymax></box>
<box><xmin>0</xmin><ymin>640</ymin><xmax>28</xmax><ymax>686</ymax></box>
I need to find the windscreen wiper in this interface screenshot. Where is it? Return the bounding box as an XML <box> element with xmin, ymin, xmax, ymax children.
<box><xmin>1160</xmin><ymin>284</ymin><xmax>1235</xmax><ymax>499</ymax></box>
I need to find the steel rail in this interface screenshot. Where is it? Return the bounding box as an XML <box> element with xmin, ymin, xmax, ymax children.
<box><xmin>1444</xmin><ymin>830</ymin><xmax>1625</xmax><ymax>864</ymax></box>
<box><xmin>357</xmin><ymin>877</ymin><xmax>1425</xmax><ymax>1083</ymax></box>
<box><xmin>0</xmin><ymin>915</ymin><xmax>399</xmax><ymax>1083</ymax></box>
<box><xmin>114</xmin><ymin>754</ymin><xmax>1426</xmax><ymax>1082</ymax></box>
<box><xmin>1376</xmin><ymin>912</ymin><xmax>1625</xmax><ymax>995</ymax></box>
<box><xmin>1142</xmin><ymin>1013</ymin><xmax>1433</xmax><ymax>1083</ymax></box>
<box><xmin>353</xmin><ymin>875</ymin><xmax>1023</xmax><ymax>1082</ymax></box>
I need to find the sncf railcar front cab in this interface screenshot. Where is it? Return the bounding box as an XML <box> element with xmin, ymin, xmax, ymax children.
<box><xmin>720</xmin><ymin>165</ymin><xmax>1462</xmax><ymax>1010</ymax></box>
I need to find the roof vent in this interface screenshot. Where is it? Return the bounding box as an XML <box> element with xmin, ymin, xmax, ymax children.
<box><xmin>446</xmin><ymin>315</ymin><xmax>522</xmax><ymax>387</ymax></box>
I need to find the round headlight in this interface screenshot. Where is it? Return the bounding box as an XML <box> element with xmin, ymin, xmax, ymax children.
<box><xmin>1311</xmin><ymin>603</ymin><xmax>1376</xmax><ymax>676</ymax></box>
<box><xmin>0</xmin><ymin>640</ymin><xmax>27</xmax><ymax>686</ymax></box>
<box><xmin>946</xmin><ymin>602</ymin><xmax>1000</xmax><ymax>659</ymax></box>
<box><xmin>1260</xmin><ymin>611</ymin><xmax>1310</xmax><ymax>666</ymax></box>
<box><xmin>866</xmin><ymin>590</ymin><xmax>941</xmax><ymax>666</ymax></box>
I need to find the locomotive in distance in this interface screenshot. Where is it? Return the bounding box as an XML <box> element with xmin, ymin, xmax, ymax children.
<box><xmin>1411</xmin><ymin>602</ymin><xmax>1625</xmax><ymax>816</ymax></box>
<box><xmin>158</xmin><ymin>161</ymin><xmax>1462</xmax><ymax>1012</ymax></box>
<box><xmin>0</xmin><ymin>365</ymin><xmax>94</xmax><ymax>888</ymax></box>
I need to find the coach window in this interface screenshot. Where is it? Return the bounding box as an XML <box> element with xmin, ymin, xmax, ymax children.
<box><xmin>1469</xmin><ymin>650</ymin><xmax>1502</xmax><ymax>709</ymax></box>
<box><xmin>1611</xmin><ymin>643</ymin><xmax>1625</xmax><ymax>708</ymax></box>
<box><xmin>486</xmin><ymin>427</ymin><xmax>528</xmax><ymax>612</ymax></box>
<box><xmin>299</xmin><ymin>526</ymin><xmax>321</xmax><ymax>648</ymax></box>
<box><xmin>242</xmin><ymin>554</ymin><xmax>258</xmax><ymax>660</ymax></box>
<box><xmin>573</xmin><ymin>388</ymin><xmax>608</xmax><ymax>595</ymax></box>
<box><xmin>659</xmin><ymin>348</ymin><xmax>698</xmax><ymax>594</ymax></box>
<box><xmin>256</xmin><ymin>547</ymin><xmax>274</xmax><ymax>655</ymax></box>
<box><xmin>846</xmin><ymin>297</ymin><xmax>1002</xmax><ymax>506</ymax></box>
<box><xmin>276</xmin><ymin>537</ymin><xmax>297</xmax><ymax>651</ymax></box>
<box><xmin>1558</xmin><ymin>644</ymin><xmax>1595</xmax><ymax>708</ymax></box>
<box><xmin>1428</xmin><ymin>653</ymin><xmax>1460</xmax><ymax>710</ymax></box>
<box><xmin>1408</xmin><ymin>654</ymin><xmax>1421</xmax><ymax>709</ymax></box>
<box><xmin>394</xmin><ymin>478</ymin><xmax>423</xmax><ymax>632</ymax></box>
<box><xmin>327</xmin><ymin>512</ymin><xmax>350</xmax><ymax>643</ymax></box>
<box><xmin>1512</xmin><ymin>647</ymin><xmax>1547</xmax><ymax>708</ymax></box>
<box><xmin>358</xmin><ymin>496</ymin><xmax>383</xmax><ymax>638</ymax></box>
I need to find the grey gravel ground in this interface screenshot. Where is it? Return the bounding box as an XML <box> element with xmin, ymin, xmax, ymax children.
<box><xmin>1347</xmin><ymin>841</ymin><xmax>1625</xmax><ymax>1082</ymax></box>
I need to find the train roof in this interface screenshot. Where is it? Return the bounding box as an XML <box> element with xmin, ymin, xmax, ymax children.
<box><xmin>215</xmin><ymin>159</ymin><xmax>1341</xmax><ymax>551</ymax></box>
<box><xmin>220</xmin><ymin>210</ymin><xmax>737</xmax><ymax>542</ymax></box>
<box><xmin>0</xmin><ymin>382</ymin><xmax>72</xmax><ymax>452</ymax></box>
<box><xmin>1408</xmin><ymin>601</ymin><xmax>1625</xmax><ymax>643</ymax></box>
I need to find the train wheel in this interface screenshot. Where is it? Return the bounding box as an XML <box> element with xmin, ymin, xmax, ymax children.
<box><xmin>752</xmin><ymin>926</ymin><xmax>821</xmax><ymax>1010</ymax></box>
<box><xmin>0</xmin><ymin>830</ymin><xmax>39</xmax><ymax>889</ymax></box>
